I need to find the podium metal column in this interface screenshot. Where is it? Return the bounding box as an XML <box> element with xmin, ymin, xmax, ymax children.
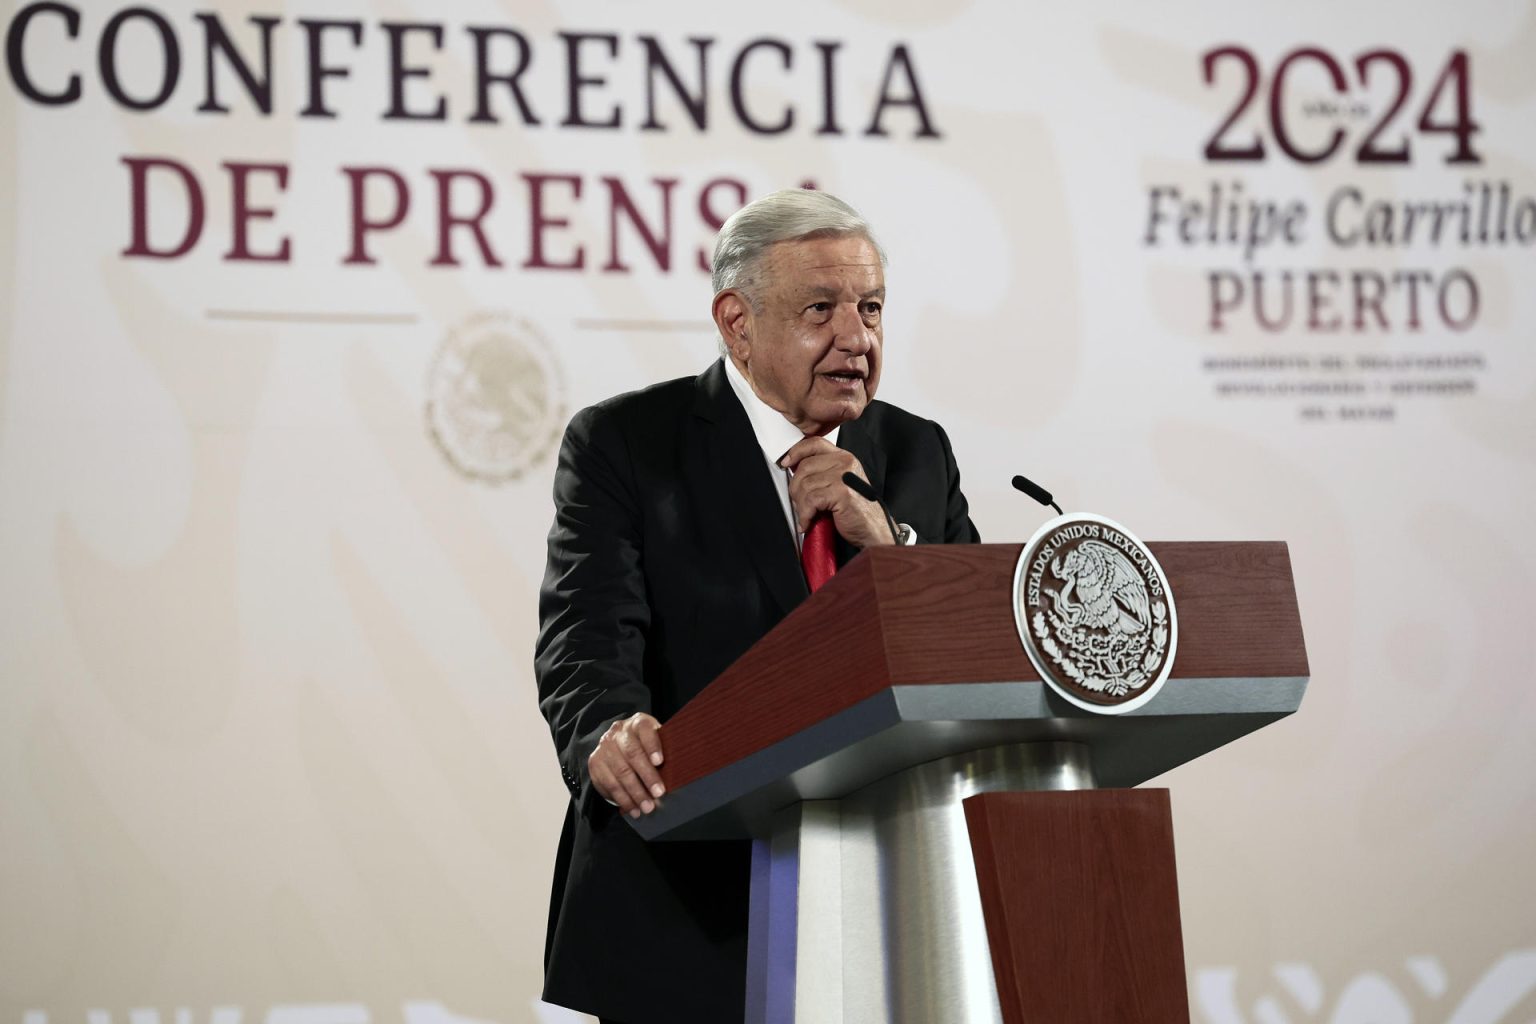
<box><xmin>746</xmin><ymin>742</ymin><xmax>1096</xmax><ymax>1024</ymax></box>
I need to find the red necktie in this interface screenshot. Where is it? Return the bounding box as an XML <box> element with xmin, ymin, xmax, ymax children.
<box><xmin>801</xmin><ymin>513</ymin><xmax>837</xmax><ymax>593</ymax></box>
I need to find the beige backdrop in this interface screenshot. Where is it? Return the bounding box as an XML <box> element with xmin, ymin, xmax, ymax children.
<box><xmin>2</xmin><ymin>1</ymin><xmax>1534</xmax><ymax>1022</ymax></box>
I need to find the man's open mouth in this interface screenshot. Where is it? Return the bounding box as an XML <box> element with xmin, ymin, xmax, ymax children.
<box><xmin>823</xmin><ymin>370</ymin><xmax>865</xmax><ymax>384</ymax></box>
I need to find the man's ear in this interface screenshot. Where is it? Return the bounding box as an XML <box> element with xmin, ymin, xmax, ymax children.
<box><xmin>712</xmin><ymin>290</ymin><xmax>752</xmax><ymax>361</ymax></box>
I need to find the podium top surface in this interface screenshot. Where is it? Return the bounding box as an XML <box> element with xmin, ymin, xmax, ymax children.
<box><xmin>635</xmin><ymin>541</ymin><xmax>1308</xmax><ymax>841</ymax></box>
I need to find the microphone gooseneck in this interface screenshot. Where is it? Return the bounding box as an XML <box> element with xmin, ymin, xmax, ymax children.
<box><xmin>1011</xmin><ymin>474</ymin><xmax>1064</xmax><ymax>516</ymax></box>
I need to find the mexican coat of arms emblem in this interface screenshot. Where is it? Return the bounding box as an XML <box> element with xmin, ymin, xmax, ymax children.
<box><xmin>1012</xmin><ymin>514</ymin><xmax>1178</xmax><ymax>714</ymax></box>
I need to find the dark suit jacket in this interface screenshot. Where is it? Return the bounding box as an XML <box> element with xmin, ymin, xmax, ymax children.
<box><xmin>534</xmin><ymin>359</ymin><xmax>978</xmax><ymax>1023</ymax></box>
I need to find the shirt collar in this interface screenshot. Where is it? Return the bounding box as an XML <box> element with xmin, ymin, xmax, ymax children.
<box><xmin>721</xmin><ymin>356</ymin><xmax>839</xmax><ymax>463</ymax></box>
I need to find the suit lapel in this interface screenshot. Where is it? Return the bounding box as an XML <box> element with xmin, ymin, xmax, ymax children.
<box><xmin>693</xmin><ymin>362</ymin><xmax>809</xmax><ymax>615</ymax></box>
<box><xmin>836</xmin><ymin>413</ymin><xmax>888</xmax><ymax>566</ymax></box>
<box><xmin>837</xmin><ymin>414</ymin><xmax>887</xmax><ymax>498</ymax></box>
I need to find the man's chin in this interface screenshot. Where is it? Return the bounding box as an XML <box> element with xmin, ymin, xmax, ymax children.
<box><xmin>807</xmin><ymin>396</ymin><xmax>869</xmax><ymax>433</ymax></box>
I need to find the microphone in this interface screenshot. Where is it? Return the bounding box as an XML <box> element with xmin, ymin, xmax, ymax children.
<box><xmin>842</xmin><ymin>472</ymin><xmax>902</xmax><ymax>545</ymax></box>
<box><xmin>1011</xmin><ymin>474</ymin><xmax>1063</xmax><ymax>516</ymax></box>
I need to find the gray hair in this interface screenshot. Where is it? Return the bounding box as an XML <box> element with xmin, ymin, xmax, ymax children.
<box><xmin>711</xmin><ymin>189</ymin><xmax>887</xmax><ymax>300</ymax></box>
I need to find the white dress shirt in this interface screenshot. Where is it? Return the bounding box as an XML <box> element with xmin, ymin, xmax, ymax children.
<box><xmin>721</xmin><ymin>357</ymin><xmax>915</xmax><ymax>551</ymax></box>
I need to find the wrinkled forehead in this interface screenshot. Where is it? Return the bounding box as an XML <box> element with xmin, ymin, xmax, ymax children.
<box><xmin>761</xmin><ymin>235</ymin><xmax>885</xmax><ymax>294</ymax></box>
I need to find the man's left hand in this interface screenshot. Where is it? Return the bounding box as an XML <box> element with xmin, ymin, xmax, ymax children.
<box><xmin>779</xmin><ymin>436</ymin><xmax>893</xmax><ymax>549</ymax></box>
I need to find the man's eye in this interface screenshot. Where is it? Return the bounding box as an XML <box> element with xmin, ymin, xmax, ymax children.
<box><xmin>863</xmin><ymin>303</ymin><xmax>882</xmax><ymax>316</ymax></box>
<box><xmin>807</xmin><ymin>302</ymin><xmax>832</xmax><ymax>313</ymax></box>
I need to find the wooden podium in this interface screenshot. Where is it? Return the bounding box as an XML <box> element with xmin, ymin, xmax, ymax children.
<box><xmin>631</xmin><ymin>543</ymin><xmax>1308</xmax><ymax>1024</ymax></box>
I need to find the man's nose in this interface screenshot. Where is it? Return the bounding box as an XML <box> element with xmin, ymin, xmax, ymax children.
<box><xmin>831</xmin><ymin>304</ymin><xmax>873</xmax><ymax>351</ymax></box>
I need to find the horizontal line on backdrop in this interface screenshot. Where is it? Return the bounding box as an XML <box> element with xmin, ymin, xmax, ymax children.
<box><xmin>206</xmin><ymin>309</ymin><xmax>419</xmax><ymax>325</ymax></box>
<box><xmin>573</xmin><ymin>318</ymin><xmax>715</xmax><ymax>332</ymax></box>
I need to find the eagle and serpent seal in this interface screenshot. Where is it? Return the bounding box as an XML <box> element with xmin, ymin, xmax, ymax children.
<box><xmin>1012</xmin><ymin>513</ymin><xmax>1178</xmax><ymax>714</ymax></box>
<box><xmin>426</xmin><ymin>312</ymin><xmax>565</xmax><ymax>484</ymax></box>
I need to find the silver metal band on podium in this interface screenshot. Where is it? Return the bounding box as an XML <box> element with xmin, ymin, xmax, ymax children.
<box><xmin>745</xmin><ymin>742</ymin><xmax>1097</xmax><ymax>1024</ymax></box>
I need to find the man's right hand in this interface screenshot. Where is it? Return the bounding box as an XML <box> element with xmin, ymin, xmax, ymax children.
<box><xmin>588</xmin><ymin>712</ymin><xmax>666</xmax><ymax>818</ymax></box>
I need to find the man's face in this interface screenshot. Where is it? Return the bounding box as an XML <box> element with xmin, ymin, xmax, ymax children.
<box><xmin>725</xmin><ymin>234</ymin><xmax>885</xmax><ymax>436</ymax></box>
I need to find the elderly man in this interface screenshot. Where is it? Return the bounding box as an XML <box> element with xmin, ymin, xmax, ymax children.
<box><xmin>535</xmin><ymin>189</ymin><xmax>978</xmax><ymax>1023</ymax></box>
